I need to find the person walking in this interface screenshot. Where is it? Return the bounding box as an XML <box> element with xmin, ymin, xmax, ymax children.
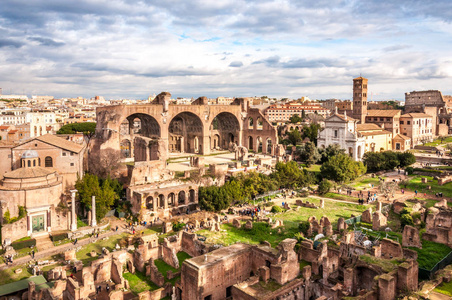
<box><xmin>31</xmin><ymin>249</ymin><xmax>35</xmax><ymax>259</ymax></box>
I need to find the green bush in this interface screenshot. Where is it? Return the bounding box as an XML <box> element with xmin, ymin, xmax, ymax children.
<box><xmin>3</xmin><ymin>209</ymin><xmax>10</xmax><ymax>224</ymax></box>
<box><xmin>405</xmin><ymin>167</ymin><xmax>414</xmax><ymax>175</ymax></box>
<box><xmin>50</xmin><ymin>232</ymin><xmax>68</xmax><ymax>242</ymax></box>
<box><xmin>172</xmin><ymin>222</ymin><xmax>186</xmax><ymax>232</ymax></box>
<box><xmin>317</xmin><ymin>179</ymin><xmax>332</xmax><ymax>195</ymax></box>
<box><xmin>400</xmin><ymin>214</ymin><xmax>414</xmax><ymax>228</ymax></box>
<box><xmin>271</xmin><ymin>206</ymin><xmax>282</xmax><ymax>213</ymax></box>
<box><xmin>12</xmin><ymin>238</ymin><xmax>36</xmax><ymax>250</ymax></box>
<box><xmin>298</xmin><ymin>221</ymin><xmax>310</xmax><ymax>235</ymax></box>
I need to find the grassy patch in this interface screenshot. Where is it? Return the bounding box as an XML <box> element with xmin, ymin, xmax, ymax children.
<box><xmin>424</xmin><ymin>137</ymin><xmax>452</xmax><ymax>146</ymax></box>
<box><xmin>323</xmin><ymin>192</ymin><xmax>359</xmax><ymax>202</ymax></box>
<box><xmin>303</xmin><ymin>164</ymin><xmax>321</xmax><ymax>173</ymax></box>
<box><xmin>434</xmin><ymin>280</ymin><xmax>452</xmax><ymax>297</ymax></box>
<box><xmin>0</xmin><ymin>264</ymin><xmax>34</xmax><ymax>286</ymax></box>
<box><xmin>77</xmin><ymin>217</ymin><xmax>89</xmax><ymax>228</ymax></box>
<box><xmin>411</xmin><ymin>239</ymin><xmax>452</xmax><ymax>270</ymax></box>
<box><xmin>402</xmin><ymin>176</ymin><xmax>452</xmax><ymax>198</ymax></box>
<box><xmin>123</xmin><ymin>271</ymin><xmax>159</xmax><ymax>294</ymax></box>
<box><xmin>299</xmin><ymin>260</ymin><xmax>311</xmax><ymax>270</ymax></box>
<box><xmin>359</xmin><ymin>254</ymin><xmax>403</xmax><ymax>272</ymax></box>
<box><xmin>76</xmin><ymin>233</ymin><xmax>129</xmax><ymax>265</ymax></box>
<box><xmin>351</xmin><ymin>176</ymin><xmax>382</xmax><ymax>190</ymax></box>
<box><xmin>154</xmin><ymin>251</ymin><xmax>191</xmax><ymax>285</ymax></box>
<box><xmin>251</xmin><ymin>280</ymin><xmax>282</xmax><ymax>292</ymax></box>
<box><xmin>199</xmin><ymin>199</ymin><xmax>367</xmax><ymax>246</ymax></box>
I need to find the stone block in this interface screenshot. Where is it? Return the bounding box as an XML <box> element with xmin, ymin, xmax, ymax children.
<box><xmin>402</xmin><ymin>225</ymin><xmax>421</xmax><ymax>248</ymax></box>
<box><xmin>245</xmin><ymin>220</ymin><xmax>253</xmax><ymax>230</ymax></box>
<box><xmin>421</xmin><ymin>177</ymin><xmax>428</xmax><ymax>183</ymax></box>
<box><xmin>259</xmin><ymin>266</ymin><xmax>270</xmax><ymax>283</ymax></box>
<box><xmin>64</xmin><ymin>249</ymin><xmax>76</xmax><ymax>261</ymax></box>
<box><xmin>232</xmin><ymin>219</ymin><xmax>241</xmax><ymax>228</ymax></box>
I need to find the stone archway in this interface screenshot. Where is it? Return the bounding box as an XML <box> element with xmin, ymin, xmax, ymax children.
<box><xmin>168</xmin><ymin>193</ymin><xmax>176</xmax><ymax>207</ymax></box>
<box><xmin>256</xmin><ymin>137</ymin><xmax>263</xmax><ymax>153</ymax></box>
<box><xmin>189</xmin><ymin>189</ymin><xmax>196</xmax><ymax>203</ymax></box>
<box><xmin>122</xmin><ymin>113</ymin><xmax>161</xmax><ymax>138</ymax></box>
<box><xmin>210</xmin><ymin>112</ymin><xmax>240</xmax><ymax>150</ymax></box>
<box><xmin>266</xmin><ymin>138</ymin><xmax>272</xmax><ymax>154</ymax></box>
<box><xmin>248</xmin><ymin>136</ymin><xmax>254</xmax><ymax>150</ymax></box>
<box><xmin>178</xmin><ymin>191</ymin><xmax>186</xmax><ymax>205</ymax></box>
<box><xmin>146</xmin><ymin>196</ymin><xmax>154</xmax><ymax>210</ymax></box>
<box><xmin>120</xmin><ymin>139</ymin><xmax>131</xmax><ymax>158</ymax></box>
<box><xmin>169</xmin><ymin>112</ymin><xmax>203</xmax><ymax>154</ymax></box>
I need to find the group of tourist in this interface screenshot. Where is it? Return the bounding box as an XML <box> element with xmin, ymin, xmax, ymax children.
<box><xmin>357</xmin><ymin>191</ymin><xmax>378</xmax><ymax>205</ymax></box>
<box><xmin>4</xmin><ymin>254</ymin><xmax>13</xmax><ymax>265</ymax></box>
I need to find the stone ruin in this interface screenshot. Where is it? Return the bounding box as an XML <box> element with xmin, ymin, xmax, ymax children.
<box><xmin>402</xmin><ymin>225</ymin><xmax>422</xmax><ymax>248</ymax></box>
<box><xmin>423</xmin><ymin>207</ymin><xmax>452</xmax><ymax>247</ymax></box>
<box><xmin>295</xmin><ymin>199</ymin><xmax>318</xmax><ymax>209</ymax></box>
<box><xmin>307</xmin><ymin>216</ymin><xmax>333</xmax><ymax>237</ymax></box>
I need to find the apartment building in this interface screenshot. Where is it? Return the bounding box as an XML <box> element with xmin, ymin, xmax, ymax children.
<box><xmin>400</xmin><ymin>113</ymin><xmax>434</xmax><ymax>147</ymax></box>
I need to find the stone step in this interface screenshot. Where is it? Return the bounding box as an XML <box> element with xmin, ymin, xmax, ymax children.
<box><xmin>35</xmin><ymin>235</ymin><xmax>54</xmax><ymax>252</ymax></box>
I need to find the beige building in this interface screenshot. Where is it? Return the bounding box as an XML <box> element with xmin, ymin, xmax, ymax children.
<box><xmin>357</xmin><ymin>124</ymin><xmax>393</xmax><ymax>153</ymax></box>
<box><xmin>400</xmin><ymin>113</ymin><xmax>433</xmax><ymax>147</ymax></box>
<box><xmin>0</xmin><ymin>150</ymin><xmax>69</xmax><ymax>242</ymax></box>
<box><xmin>265</xmin><ymin>103</ymin><xmax>330</xmax><ymax>122</ymax></box>
<box><xmin>365</xmin><ymin>110</ymin><xmax>401</xmax><ymax>136</ymax></box>
<box><xmin>0</xmin><ymin>134</ymin><xmax>86</xmax><ymax>190</ymax></box>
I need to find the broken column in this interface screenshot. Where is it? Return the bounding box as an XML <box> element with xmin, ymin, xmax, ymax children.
<box><xmin>70</xmin><ymin>189</ymin><xmax>77</xmax><ymax>231</ymax></box>
<box><xmin>91</xmin><ymin>195</ymin><xmax>97</xmax><ymax>227</ymax></box>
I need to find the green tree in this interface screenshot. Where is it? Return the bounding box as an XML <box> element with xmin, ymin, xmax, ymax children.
<box><xmin>382</xmin><ymin>151</ymin><xmax>400</xmax><ymax>170</ymax></box>
<box><xmin>318</xmin><ymin>179</ymin><xmax>333</xmax><ymax>195</ymax></box>
<box><xmin>287</xmin><ymin>129</ymin><xmax>302</xmax><ymax>145</ymax></box>
<box><xmin>397</xmin><ymin>152</ymin><xmax>416</xmax><ymax>167</ymax></box>
<box><xmin>75</xmin><ymin>174</ymin><xmax>118</xmax><ymax>221</ymax></box>
<box><xmin>289</xmin><ymin>114</ymin><xmax>303</xmax><ymax>124</ymax></box>
<box><xmin>320</xmin><ymin>154</ymin><xmax>366</xmax><ymax>183</ymax></box>
<box><xmin>302</xmin><ymin>123</ymin><xmax>321</xmax><ymax>145</ymax></box>
<box><xmin>301</xmin><ymin>109</ymin><xmax>306</xmax><ymax>120</ymax></box>
<box><xmin>319</xmin><ymin>144</ymin><xmax>346</xmax><ymax>164</ymax></box>
<box><xmin>297</xmin><ymin>141</ymin><xmax>320</xmax><ymax>167</ymax></box>
<box><xmin>57</xmin><ymin>122</ymin><xmax>96</xmax><ymax>135</ymax></box>
<box><xmin>362</xmin><ymin>152</ymin><xmax>385</xmax><ymax>172</ymax></box>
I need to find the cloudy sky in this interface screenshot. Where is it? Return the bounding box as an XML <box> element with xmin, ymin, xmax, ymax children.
<box><xmin>1</xmin><ymin>0</ymin><xmax>452</xmax><ymax>100</ymax></box>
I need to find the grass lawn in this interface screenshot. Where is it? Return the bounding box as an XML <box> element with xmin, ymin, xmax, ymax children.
<box><xmin>198</xmin><ymin>198</ymin><xmax>367</xmax><ymax>247</ymax></box>
<box><xmin>402</xmin><ymin>176</ymin><xmax>452</xmax><ymax>198</ymax></box>
<box><xmin>351</xmin><ymin>176</ymin><xmax>382</xmax><ymax>190</ymax></box>
<box><xmin>411</xmin><ymin>239</ymin><xmax>452</xmax><ymax>270</ymax></box>
<box><xmin>0</xmin><ymin>264</ymin><xmax>34</xmax><ymax>286</ymax></box>
<box><xmin>323</xmin><ymin>192</ymin><xmax>359</xmax><ymax>202</ymax></box>
<box><xmin>434</xmin><ymin>280</ymin><xmax>452</xmax><ymax>297</ymax></box>
<box><xmin>303</xmin><ymin>164</ymin><xmax>321</xmax><ymax>173</ymax></box>
<box><xmin>76</xmin><ymin>232</ymin><xmax>129</xmax><ymax>265</ymax></box>
<box><xmin>154</xmin><ymin>251</ymin><xmax>191</xmax><ymax>285</ymax></box>
<box><xmin>123</xmin><ymin>271</ymin><xmax>159</xmax><ymax>294</ymax></box>
<box><xmin>424</xmin><ymin>136</ymin><xmax>452</xmax><ymax>146</ymax></box>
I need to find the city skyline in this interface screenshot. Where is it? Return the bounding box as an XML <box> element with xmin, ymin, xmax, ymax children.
<box><xmin>1</xmin><ymin>0</ymin><xmax>452</xmax><ymax>100</ymax></box>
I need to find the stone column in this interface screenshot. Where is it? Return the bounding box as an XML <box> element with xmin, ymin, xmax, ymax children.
<box><xmin>70</xmin><ymin>190</ymin><xmax>77</xmax><ymax>231</ymax></box>
<box><xmin>91</xmin><ymin>195</ymin><xmax>97</xmax><ymax>227</ymax></box>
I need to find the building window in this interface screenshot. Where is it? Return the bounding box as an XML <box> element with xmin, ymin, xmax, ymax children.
<box><xmin>334</xmin><ymin>130</ymin><xmax>338</xmax><ymax>138</ymax></box>
<box><xmin>62</xmin><ymin>152</ymin><xmax>66</xmax><ymax>156</ymax></box>
<box><xmin>400</xmin><ymin>121</ymin><xmax>404</xmax><ymax>124</ymax></box>
<box><xmin>70</xmin><ymin>163</ymin><xmax>74</xmax><ymax>166</ymax></box>
<box><xmin>380</xmin><ymin>118</ymin><xmax>384</xmax><ymax>121</ymax></box>
<box><xmin>407</xmin><ymin>121</ymin><xmax>410</xmax><ymax>125</ymax></box>
<box><xmin>45</xmin><ymin>156</ymin><xmax>53</xmax><ymax>167</ymax></box>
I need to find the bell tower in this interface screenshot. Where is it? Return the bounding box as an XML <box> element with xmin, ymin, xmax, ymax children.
<box><xmin>353</xmin><ymin>77</ymin><xmax>368</xmax><ymax>124</ymax></box>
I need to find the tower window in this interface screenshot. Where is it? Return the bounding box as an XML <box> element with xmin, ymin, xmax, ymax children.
<box><xmin>334</xmin><ymin>130</ymin><xmax>338</xmax><ymax>138</ymax></box>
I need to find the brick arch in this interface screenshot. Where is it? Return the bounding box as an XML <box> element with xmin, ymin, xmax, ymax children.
<box><xmin>168</xmin><ymin>112</ymin><xmax>204</xmax><ymax>154</ymax></box>
<box><xmin>210</xmin><ymin>112</ymin><xmax>241</xmax><ymax>149</ymax></box>
<box><xmin>121</xmin><ymin>113</ymin><xmax>161</xmax><ymax>138</ymax></box>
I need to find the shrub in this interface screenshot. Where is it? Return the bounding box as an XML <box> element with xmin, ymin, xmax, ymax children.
<box><xmin>298</xmin><ymin>221</ymin><xmax>310</xmax><ymax>235</ymax></box>
<box><xmin>50</xmin><ymin>232</ymin><xmax>68</xmax><ymax>242</ymax></box>
<box><xmin>405</xmin><ymin>167</ymin><xmax>414</xmax><ymax>175</ymax></box>
<box><xmin>172</xmin><ymin>222</ymin><xmax>185</xmax><ymax>232</ymax></box>
<box><xmin>271</xmin><ymin>206</ymin><xmax>282</xmax><ymax>213</ymax></box>
<box><xmin>318</xmin><ymin>179</ymin><xmax>332</xmax><ymax>195</ymax></box>
<box><xmin>400</xmin><ymin>214</ymin><xmax>414</xmax><ymax>228</ymax></box>
<box><xmin>12</xmin><ymin>238</ymin><xmax>36</xmax><ymax>250</ymax></box>
<box><xmin>298</xmin><ymin>190</ymin><xmax>309</xmax><ymax>197</ymax></box>
<box><xmin>3</xmin><ymin>209</ymin><xmax>10</xmax><ymax>224</ymax></box>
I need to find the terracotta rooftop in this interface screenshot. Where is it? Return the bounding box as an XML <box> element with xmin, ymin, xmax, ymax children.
<box><xmin>359</xmin><ymin>130</ymin><xmax>392</xmax><ymax>136</ymax></box>
<box><xmin>400</xmin><ymin>113</ymin><xmax>432</xmax><ymax>118</ymax></box>
<box><xmin>18</xmin><ymin>134</ymin><xmax>84</xmax><ymax>153</ymax></box>
<box><xmin>357</xmin><ymin>124</ymin><xmax>382</xmax><ymax>131</ymax></box>
<box><xmin>394</xmin><ymin>134</ymin><xmax>411</xmax><ymax>141</ymax></box>
<box><xmin>4</xmin><ymin>167</ymin><xmax>55</xmax><ymax>179</ymax></box>
<box><xmin>366</xmin><ymin>110</ymin><xmax>401</xmax><ymax>117</ymax></box>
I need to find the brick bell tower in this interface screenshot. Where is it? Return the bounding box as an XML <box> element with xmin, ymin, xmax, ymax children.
<box><xmin>353</xmin><ymin>76</ymin><xmax>368</xmax><ymax>124</ymax></box>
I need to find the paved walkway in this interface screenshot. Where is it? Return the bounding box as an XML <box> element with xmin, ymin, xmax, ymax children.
<box><xmin>0</xmin><ymin>221</ymin><xmax>130</xmax><ymax>271</ymax></box>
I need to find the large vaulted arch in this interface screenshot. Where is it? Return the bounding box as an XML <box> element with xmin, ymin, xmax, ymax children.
<box><xmin>168</xmin><ymin>112</ymin><xmax>204</xmax><ymax>154</ymax></box>
<box><xmin>209</xmin><ymin>112</ymin><xmax>240</xmax><ymax>150</ymax></box>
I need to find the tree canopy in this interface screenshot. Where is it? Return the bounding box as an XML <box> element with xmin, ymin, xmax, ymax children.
<box><xmin>362</xmin><ymin>151</ymin><xmax>416</xmax><ymax>172</ymax></box>
<box><xmin>57</xmin><ymin>122</ymin><xmax>96</xmax><ymax>135</ymax></box>
<box><xmin>75</xmin><ymin>174</ymin><xmax>120</xmax><ymax>221</ymax></box>
<box><xmin>320</xmin><ymin>153</ymin><xmax>366</xmax><ymax>183</ymax></box>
